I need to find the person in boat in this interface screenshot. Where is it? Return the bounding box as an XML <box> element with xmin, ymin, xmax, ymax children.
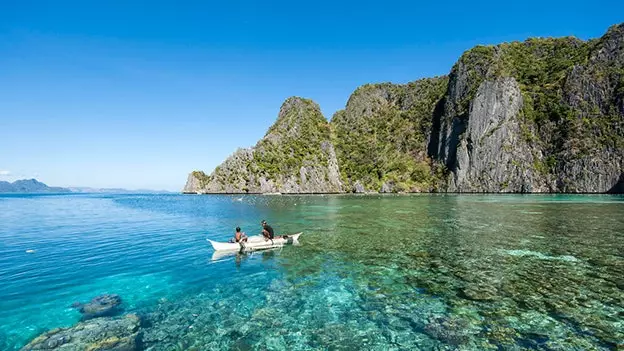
<box><xmin>260</xmin><ymin>220</ymin><xmax>289</xmax><ymax>241</ymax></box>
<box><xmin>261</xmin><ymin>220</ymin><xmax>275</xmax><ymax>240</ymax></box>
<box><xmin>230</xmin><ymin>226</ymin><xmax>247</xmax><ymax>243</ymax></box>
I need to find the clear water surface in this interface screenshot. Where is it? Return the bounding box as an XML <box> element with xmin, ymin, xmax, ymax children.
<box><xmin>0</xmin><ymin>193</ymin><xmax>622</xmax><ymax>350</ymax></box>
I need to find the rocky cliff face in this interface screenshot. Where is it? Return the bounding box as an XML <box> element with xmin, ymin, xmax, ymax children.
<box><xmin>429</xmin><ymin>76</ymin><xmax>542</xmax><ymax>192</ymax></box>
<box><xmin>428</xmin><ymin>24</ymin><xmax>624</xmax><ymax>192</ymax></box>
<box><xmin>184</xmin><ymin>97</ymin><xmax>343</xmax><ymax>193</ymax></box>
<box><xmin>185</xmin><ymin>23</ymin><xmax>623</xmax><ymax>194</ymax></box>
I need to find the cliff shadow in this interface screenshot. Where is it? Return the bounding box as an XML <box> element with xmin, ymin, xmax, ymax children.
<box><xmin>426</xmin><ymin>94</ymin><xmax>468</xmax><ymax>174</ymax></box>
<box><xmin>445</xmin><ymin>114</ymin><xmax>468</xmax><ymax>172</ymax></box>
<box><xmin>427</xmin><ymin>96</ymin><xmax>446</xmax><ymax>159</ymax></box>
<box><xmin>607</xmin><ymin>173</ymin><xmax>624</xmax><ymax>194</ymax></box>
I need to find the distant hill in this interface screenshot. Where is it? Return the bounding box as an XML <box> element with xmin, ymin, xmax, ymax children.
<box><xmin>68</xmin><ymin>187</ymin><xmax>173</xmax><ymax>194</ymax></box>
<box><xmin>0</xmin><ymin>179</ymin><xmax>71</xmax><ymax>193</ymax></box>
<box><xmin>0</xmin><ymin>180</ymin><xmax>172</xmax><ymax>194</ymax></box>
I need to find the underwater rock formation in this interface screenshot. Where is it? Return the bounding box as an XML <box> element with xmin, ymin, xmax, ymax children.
<box><xmin>20</xmin><ymin>314</ymin><xmax>141</xmax><ymax>351</ymax></box>
<box><xmin>72</xmin><ymin>294</ymin><xmax>122</xmax><ymax>321</ymax></box>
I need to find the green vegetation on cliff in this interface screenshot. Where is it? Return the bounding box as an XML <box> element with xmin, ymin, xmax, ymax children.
<box><xmin>456</xmin><ymin>37</ymin><xmax>588</xmax><ymax>122</ymax></box>
<box><xmin>191</xmin><ymin>96</ymin><xmax>342</xmax><ymax>193</ymax></box>
<box><xmin>254</xmin><ymin>98</ymin><xmax>333</xmax><ymax>179</ymax></box>
<box><xmin>191</xmin><ymin>171</ymin><xmax>210</xmax><ymax>189</ymax></box>
<box><xmin>332</xmin><ymin>77</ymin><xmax>449</xmax><ymax>192</ymax></box>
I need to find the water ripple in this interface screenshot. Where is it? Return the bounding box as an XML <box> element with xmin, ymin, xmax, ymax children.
<box><xmin>1</xmin><ymin>194</ymin><xmax>623</xmax><ymax>350</ymax></box>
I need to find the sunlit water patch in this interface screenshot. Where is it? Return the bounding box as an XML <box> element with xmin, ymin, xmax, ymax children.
<box><xmin>500</xmin><ymin>249</ymin><xmax>580</xmax><ymax>262</ymax></box>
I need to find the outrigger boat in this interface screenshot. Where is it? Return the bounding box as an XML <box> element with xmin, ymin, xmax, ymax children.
<box><xmin>207</xmin><ymin>232</ymin><xmax>302</xmax><ymax>252</ymax></box>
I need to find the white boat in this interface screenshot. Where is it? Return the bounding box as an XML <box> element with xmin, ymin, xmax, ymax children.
<box><xmin>207</xmin><ymin>233</ymin><xmax>302</xmax><ymax>252</ymax></box>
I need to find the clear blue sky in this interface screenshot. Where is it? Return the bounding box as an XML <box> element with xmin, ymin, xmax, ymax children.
<box><xmin>1</xmin><ymin>1</ymin><xmax>621</xmax><ymax>191</ymax></box>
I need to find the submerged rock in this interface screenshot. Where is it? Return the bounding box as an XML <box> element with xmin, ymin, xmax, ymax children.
<box><xmin>20</xmin><ymin>314</ymin><xmax>141</xmax><ymax>351</ymax></box>
<box><xmin>72</xmin><ymin>294</ymin><xmax>122</xmax><ymax>320</ymax></box>
<box><xmin>423</xmin><ymin>315</ymin><xmax>478</xmax><ymax>345</ymax></box>
<box><xmin>460</xmin><ymin>284</ymin><xmax>499</xmax><ymax>301</ymax></box>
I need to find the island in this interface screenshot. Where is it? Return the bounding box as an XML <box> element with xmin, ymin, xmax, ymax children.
<box><xmin>184</xmin><ymin>23</ymin><xmax>624</xmax><ymax>194</ymax></box>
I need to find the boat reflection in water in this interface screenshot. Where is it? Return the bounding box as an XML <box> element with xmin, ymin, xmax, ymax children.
<box><xmin>210</xmin><ymin>246</ymin><xmax>293</xmax><ymax>268</ymax></box>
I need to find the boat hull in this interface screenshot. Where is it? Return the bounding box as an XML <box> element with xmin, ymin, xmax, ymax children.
<box><xmin>207</xmin><ymin>233</ymin><xmax>302</xmax><ymax>252</ymax></box>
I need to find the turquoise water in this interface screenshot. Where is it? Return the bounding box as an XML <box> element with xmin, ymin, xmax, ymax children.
<box><xmin>1</xmin><ymin>193</ymin><xmax>623</xmax><ymax>350</ymax></box>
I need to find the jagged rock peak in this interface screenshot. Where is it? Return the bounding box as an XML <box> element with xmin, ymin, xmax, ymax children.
<box><xmin>591</xmin><ymin>22</ymin><xmax>624</xmax><ymax>64</ymax></box>
<box><xmin>344</xmin><ymin>77</ymin><xmax>448</xmax><ymax>108</ymax></box>
<box><xmin>604</xmin><ymin>22</ymin><xmax>624</xmax><ymax>37</ymax></box>
<box><xmin>264</xmin><ymin>97</ymin><xmax>326</xmax><ymax>142</ymax></box>
<box><xmin>183</xmin><ymin>96</ymin><xmax>342</xmax><ymax>194</ymax></box>
<box><xmin>279</xmin><ymin>96</ymin><xmax>322</xmax><ymax>116</ymax></box>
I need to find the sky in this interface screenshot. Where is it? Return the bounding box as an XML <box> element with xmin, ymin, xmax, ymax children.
<box><xmin>0</xmin><ymin>1</ymin><xmax>621</xmax><ymax>191</ymax></box>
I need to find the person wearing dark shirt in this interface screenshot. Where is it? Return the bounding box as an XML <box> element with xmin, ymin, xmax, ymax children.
<box><xmin>261</xmin><ymin>220</ymin><xmax>274</xmax><ymax>240</ymax></box>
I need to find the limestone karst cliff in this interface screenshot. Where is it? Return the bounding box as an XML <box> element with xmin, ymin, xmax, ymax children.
<box><xmin>183</xmin><ymin>97</ymin><xmax>342</xmax><ymax>193</ymax></box>
<box><xmin>428</xmin><ymin>24</ymin><xmax>624</xmax><ymax>192</ymax></box>
<box><xmin>184</xmin><ymin>23</ymin><xmax>623</xmax><ymax>194</ymax></box>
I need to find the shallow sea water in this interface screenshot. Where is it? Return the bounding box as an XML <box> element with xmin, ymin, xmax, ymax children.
<box><xmin>0</xmin><ymin>193</ymin><xmax>623</xmax><ymax>350</ymax></box>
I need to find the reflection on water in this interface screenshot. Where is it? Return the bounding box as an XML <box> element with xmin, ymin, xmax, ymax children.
<box><xmin>210</xmin><ymin>248</ymin><xmax>282</xmax><ymax>267</ymax></box>
<box><xmin>1</xmin><ymin>194</ymin><xmax>623</xmax><ymax>350</ymax></box>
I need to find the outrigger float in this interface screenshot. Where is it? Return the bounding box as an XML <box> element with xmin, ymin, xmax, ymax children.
<box><xmin>207</xmin><ymin>233</ymin><xmax>302</xmax><ymax>252</ymax></box>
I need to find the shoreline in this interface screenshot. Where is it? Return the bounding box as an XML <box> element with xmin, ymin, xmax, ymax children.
<box><xmin>180</xmin><ymin>191</ymin><xmax>624</xmax><ymax>195</ymax></box>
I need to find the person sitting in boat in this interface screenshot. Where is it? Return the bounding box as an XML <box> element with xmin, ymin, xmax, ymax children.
<box><xmin>230</xmin><ymin>227</ymin><xmax>247</xmax><ymax>243</ymax></box>
<box><xmin>261</xmin><ymin>220</ymin><xmax>275</xmax><ymax>240</ymax></box>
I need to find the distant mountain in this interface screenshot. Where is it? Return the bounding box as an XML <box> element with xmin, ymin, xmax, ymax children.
<box><xmin>0</xmin><ymin>179</ymin><xmax>71</xmax><ymax>193</ymax></box>
<box><xmin>0</xmin><ymin>180</ymin><xmax>173</xmax><ymax>194</ymax></box>
<box><xmin>68</xmin><ymin>187</ymin><xmax>173</xmax><ymax>194</ymax></box>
